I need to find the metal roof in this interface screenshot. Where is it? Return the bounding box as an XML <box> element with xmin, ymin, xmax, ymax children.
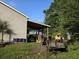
<box><xmin>27</xmin><ymin>20</ymin><xmax>51</xmax><ymax>29</ymax></box>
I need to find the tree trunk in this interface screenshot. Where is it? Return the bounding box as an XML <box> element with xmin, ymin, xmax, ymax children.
<box><xmin>9</xmin><ymin>34</ymin><xmax>11</xmax><ymax>42</ymax></box>
<box><xmin>1</xmin><ymin>31</ymin><xmax>4</xmax><ymax>43</ymax></box>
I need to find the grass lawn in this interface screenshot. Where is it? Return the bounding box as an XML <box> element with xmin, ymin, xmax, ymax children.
<box><xmin>0</xmin><ymin>42</ymin><xmax>79</xmax><ymax>59</ymax></box>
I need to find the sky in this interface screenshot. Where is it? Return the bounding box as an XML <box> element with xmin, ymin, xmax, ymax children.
<box><xmin>2</xmin><ymin>0</ymin><xmax>53</xmax><ymax>23</ymax></box>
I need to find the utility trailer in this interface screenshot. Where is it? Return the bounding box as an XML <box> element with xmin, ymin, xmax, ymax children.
<box><xmin>48</xmin><ymin>42</ymin><xmax>68</xmax><ymax>53</ymax></box>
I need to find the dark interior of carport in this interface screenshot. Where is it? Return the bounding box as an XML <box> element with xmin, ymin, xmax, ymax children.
<box><xmin>27</xmin><ymin>20</ymin><xmax>50</xmax><ymax>42</ymax></box>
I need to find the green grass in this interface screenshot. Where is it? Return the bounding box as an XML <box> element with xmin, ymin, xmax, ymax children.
<box><xmin>0</xmin><ymin>42</ymin><xmax>79</xmax><ymax>59</ymax></box>
<box><xmin>0</xmin><ymin>43</ymin><xmax>41</xmax><ymax>59</ymax></box>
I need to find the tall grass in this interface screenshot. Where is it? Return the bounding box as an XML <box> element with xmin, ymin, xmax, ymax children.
<box><xmin>0</xmin><ymin>42</ymin><xmax>79</xmax><ymax>59</ymax></box>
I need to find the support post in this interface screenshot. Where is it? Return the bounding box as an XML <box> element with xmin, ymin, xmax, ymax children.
<box><xmin>47</xmin><ymin>27</ymin><xmax>49</xmax><ymax>40</ymax></box>
<box><xmin>26</xmin><ymin>18</ymin><xmax>29</xmax><ymax>42</ymax></box>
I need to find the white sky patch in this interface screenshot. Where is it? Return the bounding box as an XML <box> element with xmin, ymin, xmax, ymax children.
<box><xmin>0</xmin><ymin>0</ymin><xmax>16</xmax><ymax>7</ymax></box>
<box><xmin>8</xmin><ymin>1</ymin><xmax>16</xmax><ymax>7</ymax></box>
<box><xmin>0</xmin><ymin>0</ymin><xmax>4</xmax><ymax>1</ymax></box>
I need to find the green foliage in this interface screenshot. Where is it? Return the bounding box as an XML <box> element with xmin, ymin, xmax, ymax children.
<box><xmin>44</xmin><ymin>0</ymin><xmax>79</xmax><ymax>39</ymax></box>
<box><xmin>44</xmin><ymin>11</ymin><xmax>60</xmax><ymax>35</ymax></box>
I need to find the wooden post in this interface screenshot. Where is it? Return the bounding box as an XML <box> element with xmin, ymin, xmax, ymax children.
<box><xmin>47</xmin><ymin>27</ymin><xmax>49</xmax><ymax>39</ymax></box>
<box><xmin>46</xmin><ymin>27</ymin><xmax>50</xmax><ymax>52</ymax></box>
<box><xmin>26</xmin><ymin>18</ymin><xmax>29</xmax><ymax>42</ymax></box>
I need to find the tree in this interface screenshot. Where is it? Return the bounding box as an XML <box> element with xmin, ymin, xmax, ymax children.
<box><xmin>0</xmin><ymin>19</ymin><xmax>13</xmax><ymax>43</ymax></box>
<box><xmin>44</xmin><ymin>0</ymin><xmax>79</xmax><ymax>40</ymax></box>
<box><xmin>0</xmin><ymin>20</ymin><xmax>9</xmax><ymax>43</ymax></box>
<box><xmin>6</xmin><ymin>29</ymin><xmax>14</xmax><ymax>42</ymax></box>
<box><xmin>44</xmin><ymin>10</ymin><xmax>60</xmax><ymax>35</ymax></box>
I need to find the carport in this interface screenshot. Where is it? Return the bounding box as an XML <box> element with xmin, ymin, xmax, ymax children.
<box><xmin>27</xmin><ymin>20</ymin><xmax>50</xmax><ymax>42</ymax></box>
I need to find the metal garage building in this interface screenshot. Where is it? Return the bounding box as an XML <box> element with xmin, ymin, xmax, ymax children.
<box><xmin>0</xmin><ymin>1</ymin><xmax>50</xmax><ymax>43</ymax></box>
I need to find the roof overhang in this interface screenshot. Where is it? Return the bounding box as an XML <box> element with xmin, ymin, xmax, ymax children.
<box><xmin>27</xmin><ymin>20</ymin><xmax>51</xmax><ymax>30</ymax></box>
